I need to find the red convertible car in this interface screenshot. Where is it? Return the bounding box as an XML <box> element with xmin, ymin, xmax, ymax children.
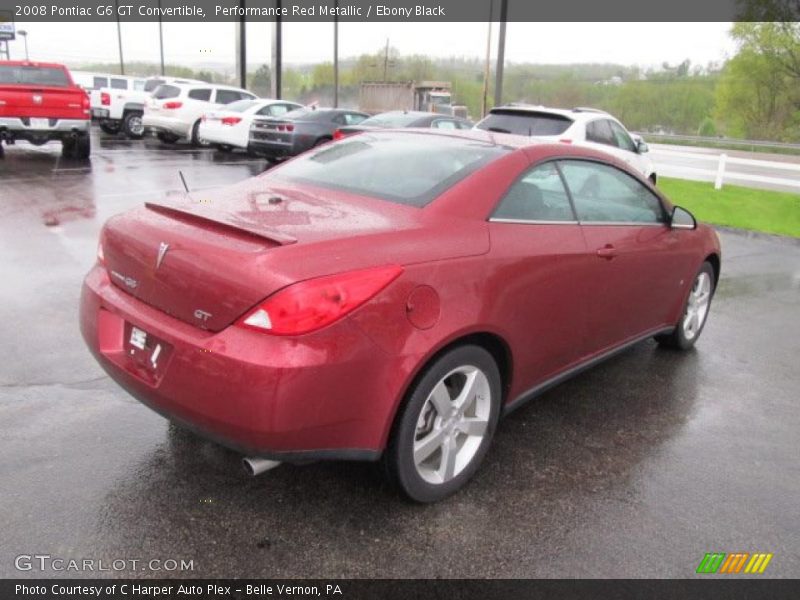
<box><xmin>80</xmin><ymin>130</ymin><xmax>720</xmax><ymax>502</ymax></box>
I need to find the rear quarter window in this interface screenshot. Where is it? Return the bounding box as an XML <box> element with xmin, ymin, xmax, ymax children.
<box><xmin>476</xmin><ymin>110</ymin><xmax>573</xmax><ymax>136</ymax></box>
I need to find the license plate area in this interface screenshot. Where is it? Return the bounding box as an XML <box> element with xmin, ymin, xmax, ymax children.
<box><xmin>30</xmin><ymin>118</ymin><xmax>50</xmax><ymax>129</ymax></box>
<box><xmin>124</xmin><ymin>323</ymin><xmax>172</xmax><ymax>383</ymax></box>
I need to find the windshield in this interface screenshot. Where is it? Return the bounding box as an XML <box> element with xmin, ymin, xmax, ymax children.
<box><xmin>476</xmin><ymin>110</ymin><xmax>573</xmax><ymax>136</ymax></box>
<box><xmin>0</xmin><ymin>66</ymin><xmax>70</xmax><ymax>87</ymax></box>
<box><xmin>153</xmin><ymin>85</ymin><xmax>181</xmax><ymax>100</ymax></box>
<box><xmin>270</xmin><ymin>132</ymin><xmax>508</xmax><ymax>207</ymax></box>
<box><xmin>359</xmin><ymin>113</ymin><xmax>424</xmax><ymax>128</ymax></box>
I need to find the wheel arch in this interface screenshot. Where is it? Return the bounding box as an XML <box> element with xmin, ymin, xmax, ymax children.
<box><xmin>705</xmin><ymin>252</ymin><xmax>721</xmax><ymax>286</ymax></box>
<box><xmin>380</xmin><ymin>329</ymin><xmax>514</xmax><ymax>452</ymax></box>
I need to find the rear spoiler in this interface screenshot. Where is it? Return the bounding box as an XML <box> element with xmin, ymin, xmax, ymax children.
<box><xmin>145</xmin><ymin>201</ymin><xmax>297</xmax><ymax>246</ymax></box>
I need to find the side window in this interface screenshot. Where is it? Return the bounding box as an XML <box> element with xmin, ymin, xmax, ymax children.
<box><xmin>215</xmin><ymin>89</ymin><xmax>242</xmax><ymax>104</ymax></box>
<box><xmin>188</xmin><ymin>88</ymin><xmax>212</xmax><ymax>102</ymax></box>
<box><xmin>133</xmin><ymin>80</ymin><xmax>146</xmax><ymax>91</ymax></box>
<box><xmin>492</xmin><ymin>162</ymin><xmax>575</xmax><ymax>222</ymax></box>
<box><xmin>456</xmin><ymin>121</ymin><xmax>472</xmax><ymax>130</ymax></box>
<box><xmin>92</xmin><ymin>76</ymin><xmax>108</xmax><ymax>90</ymax></box>
<box><xmin>608</xmin><ymin>121</ymin><xmax>636</xmax><ymax>152</ymax></box>
<box><xmin>110</xmin><ymin>78</ymin><xmax>127</xmax><ymax>90</ymax></box>
<box><xmin>432</xmin><ymin>119</ymin><xmax>457</xmax><ymax>130</ymax></box>
<box><xmin>345</xmin><ymin>113</ymin><xmax>367</xmax><ymax>125</ymax></box>
<box><xmin>585</xmin><ymin>120</ymin><xmax>615</xmax><ymax>146</ymax></box>
<box><xmin>559</xmin><ymin>160</ymin><xmax>665</xmax><ymax>224</ymax></box>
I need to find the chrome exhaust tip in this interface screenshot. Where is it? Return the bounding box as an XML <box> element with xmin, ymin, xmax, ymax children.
<box><xmin>242</xmin><ymin>457</ymin><xmax>281</xmax><ymax>476</ymax></box>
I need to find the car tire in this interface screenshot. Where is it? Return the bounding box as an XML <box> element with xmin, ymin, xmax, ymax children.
<box><xmin>191</xmin><ymin>121</ymin><xmax>210</xmax><ymax>147</ymax></box>
<box><xmin>61</xmin><ymin>138</ymin><xmax>75</xmax><ymax>159</ymax></box>
<box><xmin>99</xmin><ymin>122</ymin><xmax>120</xmax><ymax>135</ymax></box>
<box><xmin>656</xmin><ymin>261</ymin><xmax>715</xmax><ymax>350</ymax></box>
<box><xmin>384</xmin><ymin>344</ymin><xmax>501</xmax><ymax>503</ymax></box>
<box><xmin>122</xmin><ymin>112</ymin><xmax>145</xmax><ymax>139</ymax></box>
<box><xmin>157</xmin><ymin>132</ymin><xmax>179</xmax><ymax>144</ymax></box>
<box><xmin>312</xmin><ymin>137</ymin><xmax>331</xmax><ymax>147</ymax></box>
<box><xmin>215</xmin><ymin>144</ymin><xmax>233</xmax><ymax>153</ymax></box>
<box><xmin>0</xmin><ymin>142</ymin><xmax>4</xmax><ymax>159</ymax></box>
<box><xmin>74</xmin><ymin>135</ymin><xmax>91</xmax><ymax>160</ymax></box>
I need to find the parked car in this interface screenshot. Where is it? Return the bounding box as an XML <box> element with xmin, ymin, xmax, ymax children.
<box><xmin>333</xmin><ymin>110</ymin><xmax>472</xmax><ymax>139</ymax></box>
<box><xmin>475</xmin><ymin>105</ymin><xmax>657</xmax><ymax>183</ymax></box>
<box><xmin>0</xmin><ymin>61</ymin><xmax>91</xmax><ymax>159</ymax></box>
<box><xmin>198</xmin><ymin>99</ymin><xmax>302</xmax><ymax>152</ymax></box>
<box><xmin>142</xmin><ymin>82</ymin><xmax>257</xmax><ymax>145</ymax></box>
<box><xmin>81</xmin><ymin>129</ymin><xmax>720</xmax><ymax>502</ymax></box>
<box><xmin>248</xmin><ymin>107</ymin><xmax>368</xmax><ymax>161</ymax></box>
<box><xmin>93</xmin><ymin>76</ymin><xmax>202</xmax><ymax>139</ymax></box>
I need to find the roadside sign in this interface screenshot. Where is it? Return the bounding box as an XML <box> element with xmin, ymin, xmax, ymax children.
<box><xmin>0</xmin><ymin>11</ymin><xmax>15</xmax><ymax>41</ymax></box>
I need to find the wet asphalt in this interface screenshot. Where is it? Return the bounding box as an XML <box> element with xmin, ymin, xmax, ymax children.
<box><xmin>0</xmin><ymin>131</ymin><xmax>798</xmax><ymax>579</ymax></box>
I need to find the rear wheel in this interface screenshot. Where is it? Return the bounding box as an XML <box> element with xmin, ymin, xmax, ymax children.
<box><xmin>74</xmin><ymin>135</ymin><xmax>91</xmax><ymax>160</ymax></box>
<box><xmin>215</xmin><ymin>144</ymin><xmax>233</xmax><ymax>153</ymax></box>
<box><xmin>122</xmin><ymin>112</ymin><xmax>144</xmax><ymax>139</ymax></box>
<box><xmin>99</xmin><ymin>122</ymin><xmax>120</xmax><ymax>135</ymax></box>
<box><xmin>385</xmin><ymin>345</ymin><xmax>501</xmax><ymax>503</ymax></box>
<box><xmin>656</xmin><ymin>261</ymin><xmax>715</xmax><ymax>350</ymax></box>
<box><xmin>312</xmin><ymin>137</ymin><xmax>331</xmax><ymax>148</ymax></box>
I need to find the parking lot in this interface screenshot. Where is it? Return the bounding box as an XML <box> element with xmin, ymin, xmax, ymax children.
<box><xmin>1</xmin><ymin>130</ymin><xmax>798</xmax><ymax>578</ymax></box>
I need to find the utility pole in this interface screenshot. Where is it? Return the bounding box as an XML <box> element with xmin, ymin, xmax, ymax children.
<box><xmin>157</xmin><ymin>0</ymin><xmax>165</xmax><ymax>75</ymax></box>
<box><xmin>383</xmin><ymin>38</ymin><xmax>389</xmax><ymax>81</ymax></box>
<box><xmin>481</xmin><ymin>0</ymin><xmax>493</xmax><ymax>117</ymax></box>
<box><xmin>493</xmin><ymin>0</ymin><xmax>507</xmax><ymax>108</ymax></box>
<box><xmin>114</xmin><ymin>0</ymin><xmax>125</xmax><ymax>75</ymax></box>
<box><xmin>271</xmin><ymin>0</ymin><xmax>283</xmax><ymax>99</ymax></box>
<box><xmin>333</xmin><ymin>0</ymin><xmax>339</xmax><ymax>108</ymax></box>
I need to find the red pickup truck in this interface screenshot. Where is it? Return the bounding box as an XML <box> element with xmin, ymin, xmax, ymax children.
<box><xmin>0</xmin><ymin>61</ymin><xmax>91</xmax><ymax>159</ymax></box>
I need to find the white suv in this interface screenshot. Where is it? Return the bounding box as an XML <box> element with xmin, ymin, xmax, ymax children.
<box><xmin>475</xmin><ymin>105</ymin><xmax>657</xmax><ymax>183</ymax></box>
<box><xmin>143</xmin><ymin>82</ymin><xmax>257</xmax><ymax>145</ymax></box>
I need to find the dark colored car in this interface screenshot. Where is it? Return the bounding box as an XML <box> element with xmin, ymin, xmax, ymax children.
<box><xmin>248</xmin><ymin>107</ymin><xmax>369</xmax><ymax>161</ymax></box>
<box><xmin>81</xmin><ymin>130</ymin><xmax>720</xmax><ymax>502</ymax></box>
<box><xmin>333</xmin><ymin>110</ymin><xmax>472</xmax><ymax>139</ymax></box>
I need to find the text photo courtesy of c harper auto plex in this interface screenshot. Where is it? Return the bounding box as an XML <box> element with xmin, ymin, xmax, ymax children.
<box><xmin>0</xmin><ymin>0</ymin><xmax>799</xmax><ymax>598</ymax></box>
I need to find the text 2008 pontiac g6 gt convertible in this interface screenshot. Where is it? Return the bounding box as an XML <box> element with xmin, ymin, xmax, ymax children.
<box><xmin>81</xmin><ymin>130</ymin><xmax>720</xmax><ymax>502</ymax></box>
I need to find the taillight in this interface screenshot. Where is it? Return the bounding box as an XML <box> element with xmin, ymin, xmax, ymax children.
<box><xmin>237</xmin><ymin>265</ymin><xmax>403</xmax><ymax>336</ymax></box>
<box><xmin>277</xmin><ymin>124</ymin><xmax>294</xmax><ymax>132</ymax></box>
<box><xmin>163</xmin><ymin>101</ymin><xmax>183</xmax><ymax>110</ymax></box>
<box><xmin>101</xmin><ymin>92</ymin><xmax>110</xmax><ymax>106</ymax></box>
<box><xmin>221</xmin><ymin>116</ymin><xmax>242</xmax><ymax>126</ymax></box>
<box><xmin>333</xmin><ymin>129</ymin><xmax>345</xmax><ymax>140</ymax></box>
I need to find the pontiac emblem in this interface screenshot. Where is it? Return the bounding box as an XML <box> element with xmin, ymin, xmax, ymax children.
<box><xmin>32</xmin><ymin>94</ymin><xmax>43</xmax><ymax>104</ymax></box>
<box><xmin>156</xmin><ymin>242</ymin><xmax>170</xmax><ymax>269</ymax></box>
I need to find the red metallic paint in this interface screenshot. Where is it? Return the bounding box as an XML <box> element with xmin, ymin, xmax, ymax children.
<box><xmin>80</xmin><ymin>130</ymin><xmax>721</xmax><ymax>461</ymax></box>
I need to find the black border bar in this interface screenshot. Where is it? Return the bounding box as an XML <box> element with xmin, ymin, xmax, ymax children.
<box><xmin>3</xmin><ymin>579</ymin><xmax>800</xmax><ymax>600</ymax></box>
<box><xmin>1</xmin><ymin>0</ymin><xmax>799</xmax><ymax>22</ymax></box>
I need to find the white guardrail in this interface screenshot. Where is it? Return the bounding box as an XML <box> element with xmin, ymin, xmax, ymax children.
<box><xmin>648</xmin><ymin>146</ymin><xmax>800</xmax><ymax>191</ymax></box>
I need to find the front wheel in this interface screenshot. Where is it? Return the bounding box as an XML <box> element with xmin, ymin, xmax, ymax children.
<box><xmin>157</xmin><ymin>132</ymin><xmax>179</xmax><ymax>144</ymax></box>
<box><xmin>191</xmin><ymin>120</ymin><xmax>211</xmax><ymax>147</ymax></box>
<box><xmin>384</xmin><ymin>345</ymin><xmax>501</xmax><ymax>503</ymax></box>
<box><xmin>656</xmin><ymin>261</ymin><xmax>715</xmax><ymax>350</ymax></box>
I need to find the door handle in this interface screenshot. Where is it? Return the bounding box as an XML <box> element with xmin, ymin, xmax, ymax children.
<box><xmin>596</xmin><ymin>244</ymin><xmax>617</xmax><ymax>259</ymax></box>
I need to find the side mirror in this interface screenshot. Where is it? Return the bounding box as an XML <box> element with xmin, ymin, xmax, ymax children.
<box><xmin>636</xmin><ymin>139</ymin><xmax>649</xmax><ymax>154</ymax></box>
<box><xmin>671</xmin><ymin>206</ymin><xmax>696</xmax><ymax>230</ymax></box>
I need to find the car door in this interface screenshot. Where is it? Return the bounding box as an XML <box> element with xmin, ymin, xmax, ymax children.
<box><xmin>487</xmin><ymin>161</ymin><xmax>592</xmax><ymax>388</ymax></box>
<box><xmin>558</xmin><ymin>159</ymin><xmax>683</xmax><ymax>352</ymax></box>
<box><xmin>185</xmin><ymin>87</ymin><xmax>213</xmax><ymax>124</ymax></box>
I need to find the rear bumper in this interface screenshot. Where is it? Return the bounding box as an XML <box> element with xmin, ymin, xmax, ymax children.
<box><xmin>198</xmin><ymin>123</ymin><xmax>248</xmax><ymax>149</ymax></box>
<box><xmin>79</xmin><ymin>265</ymin><xmax>405</xmax><ymax>461</ymax></box>
<box><xmin>0</xmin><ymin>117</ymin><xmax>89</xmax><ymax>142</ymax></box>
<box><xmin>142</xmin><ymin>114</ymin><xmax>190</xmax><ymax>138</ymax></box>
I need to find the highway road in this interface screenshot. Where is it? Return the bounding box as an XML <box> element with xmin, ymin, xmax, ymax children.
<box><xmin>650</xmin><ymin>144</ymin><xmax>800</xmax><ymax>194</ymax></box>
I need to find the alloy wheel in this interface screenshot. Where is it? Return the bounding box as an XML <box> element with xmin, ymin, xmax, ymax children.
<box><xmin>683</xmin><ymin>271</ymin><xmax>712</xmax><ymax>341</ymax></box>
<box><xmin>413</xmin><ymin>365</ymin><xmax>491</xmax><ymax>485</ymax></box>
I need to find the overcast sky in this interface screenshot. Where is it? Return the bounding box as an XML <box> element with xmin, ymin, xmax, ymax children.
<box><xmin>9</xmin><ymin>22</ymin><xmax>736</xmax><ymax>70</ymax></box>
